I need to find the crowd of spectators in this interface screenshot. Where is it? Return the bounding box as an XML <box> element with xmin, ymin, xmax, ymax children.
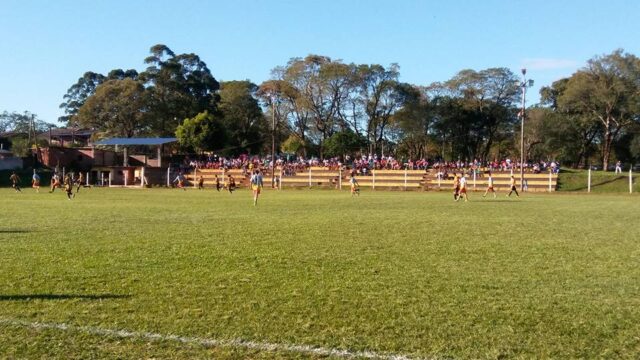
<box><xmin>433</xmin><ymin>159</ymin><xmax>560</xmax><ymax>179</ymax></box>
<box><xmin>177</xmin><ymin>154</ymin><xmax>560</xmax><ymax>178</ymax></box>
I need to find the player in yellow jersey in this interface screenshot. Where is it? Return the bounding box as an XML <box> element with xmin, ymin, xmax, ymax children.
<box><xmin>452</xmin><ymin>173</ymin><xmax>460</xmax><ymax>201</ymax></box>
<box><xmin>482</xmin><ymin>172</ymin><xmax>497</xmax><ymax>198</ymax></box>
<box><xmin>507</xmin><ymin>175</ymin><xmax>520</xmax><ymax>197</ymax></box>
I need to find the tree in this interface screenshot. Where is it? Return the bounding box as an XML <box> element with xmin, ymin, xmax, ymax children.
<box><xmin>59</xmin><ymin>70</ymin><xmax>138</xmax><ymax>125</ymax></box>
<box><xmin>392</xmin><ymin>86</ymin><xmax>432</xmax><ymax>159</ymax></box>
<box><xmin>219</xmin><ymin>81</ymin><xmax>266</xmax><ymax>155</ymax></box>
<box><xmin>280</xmin><ymin>134</ymin><xmax>306</xmax><ymax>155</ymax></box>
<box><xmin>76</xmin><ymin>79</ymin><xmax>149</xmax><ymax>138</ymax></box>
<box><xmin>0</xmin><ymin>111</ymin><xmax>51</xmax><ymax>134</ymax></box>
<box><xmin>142</xmin><ymin>44</ymin><xmax>220</xmax><ymax>135</ymax></box>
<box><xmin>175</xmin><ymin>111</ymin><xmax>227</xmax><ymax>153</ymax></box>
<box><xmin>280</xmin><ymin>55</ymin><xmax>352</xmax><ymax>158</ymax></box>
<box><xmin>356</xmin><ymin>64</ymin><xmax>404</xmax><ymax>154</ymax></box>
<box><xmin>323</xmin><ymin>129</ymin><xmax>367</xmax><ymax>158</ymax></box>
<box><xmin>437</xmin><ymin>68</ymin><xmax>520</xmax><ymax>161</ymax></box>
<box><xmin>59</xmin><ymin>72</ymin><xmax>106</xmax><ymax>124</ymax></box>
<box><xmin>540</xmin><ymin>78</ymin><xmax>600</xmax><ymax>167</ymax></box>
<box><xmin>258</xmin><ymin>79</ymin><xmax>310</xmax><ymax>156</ymax></box>
<box><xmin>558</xmin><ymin>49</ymin><xmax>640</xmax><ymax>170</ymax></box>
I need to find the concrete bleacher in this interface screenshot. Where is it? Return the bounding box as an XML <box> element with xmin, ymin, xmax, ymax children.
<box><xmin>424</xmin><ymin>170</ymin><xmax>558</xmax><ymax>192</ymax></box>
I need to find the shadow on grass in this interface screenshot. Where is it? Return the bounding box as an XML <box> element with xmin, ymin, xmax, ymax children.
<box><xmin>0</xmin><ymin>229</ymin><xmax>32</xmax><ymax>233</ymax></box>
<box><xmin>0</xmin><ymin>294</ymin><xmax>131</xmax><ymax>301</ymax></box>
<box><xmin>560</xmin><ymin>176</ymin><xmax>625</xmax><ymax>191</ymax></box>
<box><xmin>472</xmin><ymin>199</ymin><xmax>521</xmax><ymax>202</ymax></box>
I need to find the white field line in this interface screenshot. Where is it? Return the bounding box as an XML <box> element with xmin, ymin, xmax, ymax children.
<box><xmin>0</xmin><ymin>318</ymin><xmax>424</xmax><ymax>360</ymax></box>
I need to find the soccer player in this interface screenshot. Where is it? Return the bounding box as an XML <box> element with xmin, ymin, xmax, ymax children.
<box><xmin>507</xmin><ymin>175</ymin><xmax>520</xmax><ymax>197</ymax></box>
<box><xmin>49</xmin><ymin>173</ymin><xmax>61</xmax><ymax>193</ymax></box>
<box><xmin>482</xmin><ymin>171</ymin><xmax>497</xmax><ymax>198</ymax></box>
<box><xmin>173</xmin><ymin>172</ymin><xmax>187</xmax><ymax>191</ymax></box>
<box><xmin>227</xmin><ymin>175</ymin><xmax>236</xmax><ymax>194</ymax></box>
<box><xmin>250</xmin><ymin>169</ymin><xmax>264</xmax><ymax>206</ymax></box>
<box><xmin>197</xmin><ymin>175</ymin><xmax>205</xmax><ymax>190</ymax></box>
<box><xmin>32</xmin><ymin>170</ymin><xmax>41</xmax><ymax>192</ymax></box>
<box><xmin>215</xmin><ymin>175</ymin><xmax>222</xmax><ymax>192</ymax></box>
<box><xmin>9</xmin><ymin>171</ymin><xmax>21</xmax><ymax>193</ymax></box>
<box><xmin>75</xmin><ymin>172</ymin><xmax>85</xmax><ymax>192</ymax></box>
<box><xmin>63</xmin><ymin>174</ymin><xmax>73</xmax><ymax>200</ymax></box>
<box><xmin>457</xmin><ymin>173</ymin><xmax>469</xmax><ymax>202</ymax></box>
<box><xmin>349</xmin><ymin>173</ymin><xmax>360</xmax><ymax>197</ymax></box>
<box><xmin>452</xmin><ymin>173</ymin><xmax>460</xmax><ymax>201</ymax></box>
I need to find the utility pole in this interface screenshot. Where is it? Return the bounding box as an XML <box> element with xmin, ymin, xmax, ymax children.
<box><xmin>271</xmin><ymin>98</ymin><xmax>276</xmax><ymax>188</ymax></box>
<box><xmin>519</xmin><ymin>69</ymin><xmax>533</xmax><ymax>192</ymax></box>
<box><xmin>28</xmin><ymin>114</ymin><xmax>33</xmax><ymax>146</ymax></box>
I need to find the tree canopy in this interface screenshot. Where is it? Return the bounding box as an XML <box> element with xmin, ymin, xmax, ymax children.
<box><xmin>47</xmin><ymin>46</ymin><xmax>640</xmax><ymax>169</ymax></box>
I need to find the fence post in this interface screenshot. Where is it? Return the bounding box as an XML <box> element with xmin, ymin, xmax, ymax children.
<box><xmin>588</xmin><ymin>168</ymin><xmax>591</xmax><ymax>193</ymax></box>
<box><xmin>339</xmin><ymin>168</ymin><xmax>342</xmax><ymax>190</ymax></box>
<box><xmin>101</xmin><ymin>172</ymin><xmax>105</xmax><ymax>187</ymax></box>
<box><xmin>63</xmin><ymin>167</ymin><xmax>66</xmax><ymax>179</ymax></box>
<box><xmin>124</xmin><ymin>171</ymin><xmax>128</xmax><ymax>187</ymax></box>
<box><xmin>308</xmin><ymin>167</ymin><xmax>312</xmax><ymax>187</ymax></box>
<box><xmin>372</xmin><ymin>170</ymin><xmax>376</xmax><ymax>190</ymax></box>
<box><xmin>167</xmin><ymin>167</ymin><xmax>170</xmax><ymax>187</ymax></box>
<box><xmin>548</xmin><ymin>171</ymin><xmax>552</xmax><ymax>192</ymax></box>
<box><xmin>438</xmin><ymin>173</ymin><xmax>441</xmax><ymax>190</ymax></box>
<box><xmin>140</xmin><ymin>167</ymin><xmax>145</xmax><ymax>188</ymax></box>
<box><xmin>473</xmin><ymin>170</ymin><xmax>477</xmax><ymax>191</ymax></box>
<box><xmin>108</xmin><ymin>171</ymin><xmax>112</xmax><ymax>187</ymax></box>
<box><xmin>404</xmin><ymin>169</ymin><xmax>407</xmax><ymax>191</ymax></box>
<box><xmin>86</xmin><ymin>172</ymin><xmax>90</xmax><ymax>186</ymax></box>
<box><xmin>279</xmin><ymin>168</ymin><xmax>283</xmax><ymax>190</ymax></box>
<box><xmin>630</xmin><ymin>168</ymin><xmax>633</xmax><ymax>194</ymax></box>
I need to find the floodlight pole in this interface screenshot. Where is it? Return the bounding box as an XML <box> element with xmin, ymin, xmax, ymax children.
<box><xmin>519</xmin><ymin>68</ymin><xmax>528</xmax><ymax>192</ymax></box>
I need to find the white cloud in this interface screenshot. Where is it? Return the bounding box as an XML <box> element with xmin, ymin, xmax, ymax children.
<box><xmin>521</xmin><ymin>58</ymin><xmax>579</xmax><ymax>71</ymax></box>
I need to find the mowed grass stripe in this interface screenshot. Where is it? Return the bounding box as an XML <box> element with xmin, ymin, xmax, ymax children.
<box><xmin>2</xmin><ymin>188</ymin><xmax>640</xmax><ymax>358</ymax></box>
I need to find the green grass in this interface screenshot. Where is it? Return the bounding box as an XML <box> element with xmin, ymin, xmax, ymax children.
<box><xmin>557</xmin><ymin>168</ymin><xmax>639</xmax><ymax>193</ymax></box>
<box><xmin>1</xmin><ymin>188</ymin><xmax>640</xmax><ymax>358</ymax></box>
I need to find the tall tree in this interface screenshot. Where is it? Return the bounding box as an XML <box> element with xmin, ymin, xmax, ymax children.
<box><xmin>0</xmin><ymin>111</ymin><xmax>51</xmax><ymax>134</ymax></box>
<box><xmin>219</xmin><ymin>81</ymin><xmax>266</xmax><ymax>155</ymax></box>
<box><xmin>76</xmin><ymin>79</ymin><xmax>149</xmax><ymax>138</ymax></box>
<box><xmin>59</xmin><ymin>72</ymin><xmax>106</xmax><ymax>124</ymax></box>
<box><xmin>356</xmin><ymin>64</ymin><xmax>404</xmax><ymax>154</ymax></box>
<box><xmin>281</xmin><ymin>55</ymin><xmax>351</xmax><ymax>158</ymax></box>
<box><xmin>540</xmin><ymin>78</ymin><xmax>600</xmax><ymax>167</ymax></box>
<box><xmin>59</xmin><ymin>70</ymin><xmax>139</xmax><ymax>125</ymax></box>
<box><xmin>175</xmin><ymin>111</ymin><xmax>227</xmax><ymax>153</ymax></box>
<box><xmin>393</xmin><ymin>86</ymin><xmax>432</xmax><ymax>159</ymax></box>
<box><xmin>557</xmin><ymin>49</ymin><xmax>640</xmax><ymax>170</ymax></box>
<box><xmin>142</xmin><ymin>44</ymin><xmax>220</xmax><ymax>135</ymax></box>
<box><xmin>258</xmin><ymin>79</ymin><xmax>309</xmax><ymax>156</ymax></box>
<box><xmin>438</xmin><ymin>68</ymin><xmax>520</xmax><ymax>161</ymax></box>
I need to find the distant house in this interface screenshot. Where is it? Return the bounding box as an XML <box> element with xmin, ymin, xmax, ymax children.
<box><xmin>37</xmin><ymin>127</ymin><xmax>96</xmax><ymax>147</ymax></box>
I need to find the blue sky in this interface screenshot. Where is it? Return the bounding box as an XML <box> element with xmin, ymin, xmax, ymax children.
<box><xmin>1</xmin><ymin>0</ymin><xmax>639</xmax><ymax>125</ymax></box>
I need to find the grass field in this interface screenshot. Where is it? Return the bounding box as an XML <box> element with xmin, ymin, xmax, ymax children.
<box><xmin>557</xmin><ymin>169</ymin><xmax>639</xmax><ymax>193</ymax></box>
<box><xmin>2</xmin><ymin>187</ymin><xmax>640</xmax><ymax>359</ymax></box>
